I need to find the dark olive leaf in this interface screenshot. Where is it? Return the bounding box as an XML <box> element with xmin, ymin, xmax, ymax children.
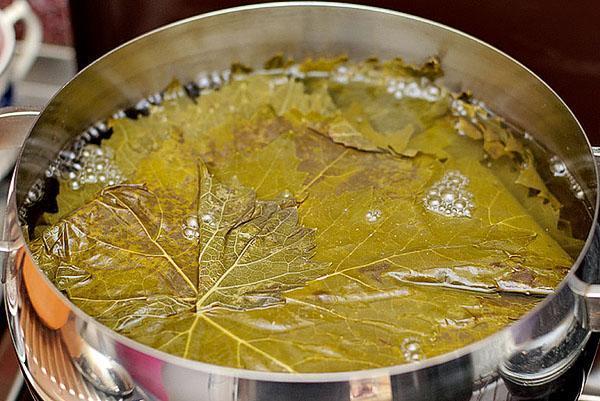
<box><xmin>263</xmin><ymin>53</ymin><xmax>294</xmax><ymax>70</ymax></box>
<box><xmin>381</xmin><ymin>56</ymin><xmax>443</xmax><ymax>80</ymax></box>
<box><xmin>196</xmin><ymin>162</ymin><xmax>329</xmax><ymax>310</ymax></box>
<box><xmin>30</xmin><ymin>184</ymin><xmax>199</xmax><ymax>325</ymax></box>
<box><xmin>299</xmin><ymin>55</ymin><xmax>349</xmax><ymax>72</ymax></box>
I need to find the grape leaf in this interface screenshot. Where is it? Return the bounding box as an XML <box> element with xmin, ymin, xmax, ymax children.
<box><xmin>32</xmin><ymin>184</ymin><xmax>199</xmax><ymax>303</ymax></box>
<box><xmin>381</xmin><ymin>56</ymin><xmax>443</xmax><ymax>80</ymax></box>
<box><xmin>195</xmin><ymin>162</ymin><xmax>328</xmax><ymax>310</ymax></box>
<box><xmin>214</xmin><ymin>131</ymin><xmax>308</xmax><ymax>200</ymax></box>
<box><xmin>323</xmin><ymin>111</ymin><xmax>415</xmax><ymax>155</ymax></box>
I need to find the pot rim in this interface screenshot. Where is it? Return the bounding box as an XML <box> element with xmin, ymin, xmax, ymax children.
<box><xmin>10</xmin><ymin>1</ymin><xmax>600</xmax><ymax>383</ymax></box>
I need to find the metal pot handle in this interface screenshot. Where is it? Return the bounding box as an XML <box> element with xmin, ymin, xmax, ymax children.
<box><xmin>0</xmin><ymin>107</ymin><xmax>38</xmax><ymax>178</ymax></box>
<box><xmin>0</xmin><ymin>107</ymin><xmax>38</xmax><ymax>262</ymax></box>
<box><xmin>569</xmin><ymin>147</ymin><xmax>600</xmax><ymax>330</ymax></box>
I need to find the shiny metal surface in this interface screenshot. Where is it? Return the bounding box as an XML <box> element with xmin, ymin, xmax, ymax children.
<box><xmin>61</xmin><ymin>318</ymin><xmax>135</xmax><ymax>397</ymax></box>
<box><xmin>2</xmin><ymin>3</ymin><xmax>600</xmax><ymax>401</ymax></box>
<box><xmin>0</xmin><ymin>108</ymin><xmax>37</xmax><ymax>272</ymax></box>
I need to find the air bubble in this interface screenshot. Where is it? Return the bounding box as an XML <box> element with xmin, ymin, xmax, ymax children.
<box><xmin>183</xmin><ymin>228</ymin><xmax>197</xmax><ymax>241</ymax></box>
<box><xmin>404</xmin><ymin>82</ymin><xmax>421</xmax><ymax>98</ymax></box>
<box><xmin>427</xmin><ymin>86</ymin><xmax>440</xmax><ymax>97</ymax></box>
<box><xmin>27</xmin><ymin>189</ymin><xmax>41</xmax><ymax>202</ymax></box>
<box><xmin>441</xmin><ymin>190</ymin><xmax>455</xmax><ymax>203</ymax></box>
<box><xmin>70</xmin><ymin>181</ymin><xmax>80</xmax><ymax>190</ymax></box>
<box><xmin>406</xmin><ymin>342</ymin><xmax>419</xmax><ymax>352</ymax></box>
<box><xmin>201</xmin><ymin>213</ymin><xmax>215</xmax><ymax>224</ymax></box>
<box><xmin>186</xmin><ymin>215</ymin><xmax>199</xmax><ymax>229</ymax></box>
<box><xmin>549</xmin><ymin>157</ymin><xmax>567</xmax><ymax>177</ymax></box>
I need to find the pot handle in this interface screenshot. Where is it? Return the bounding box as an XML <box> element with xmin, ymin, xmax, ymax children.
<box><xmin>569</xmin><ymin>147</ymin><xmax>600</xmax><ymax>330</ymax></box>
<box><xmin>2</xmin><ymin>0</ymin><xmax>42</xmax><ymax>81</ymax></box>
<box><xmin>0</xmin><ymin>107</ymin><xmax>38</xmax><ymax>281</ymax></box>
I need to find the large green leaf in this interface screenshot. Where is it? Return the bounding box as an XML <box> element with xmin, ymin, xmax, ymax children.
<box><xmin>195</xmin><ymin>162</ymin><xmax>329</xmax><ymax>310</ymax></box>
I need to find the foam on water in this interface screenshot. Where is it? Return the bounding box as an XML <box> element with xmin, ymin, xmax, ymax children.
<box><xmin>423</xmin><ymin>170</ymin><xmax>474</xmax><ymax>218</ymax></box>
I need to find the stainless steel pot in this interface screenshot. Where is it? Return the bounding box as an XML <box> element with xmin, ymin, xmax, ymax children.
<box><xmin>2</xmin><ymin>3</ymin><xmax>600</xmax><ymax>401</ymax></box>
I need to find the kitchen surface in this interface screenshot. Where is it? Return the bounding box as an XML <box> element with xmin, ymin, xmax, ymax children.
<box><xmin>0</xmin><ymin>1</ymin><xmax>599</xmax><ymax>401</ymax></box>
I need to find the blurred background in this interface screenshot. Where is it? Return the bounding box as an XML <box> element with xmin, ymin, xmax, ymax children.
<box><xmin>3</xmin><ymin>0</ymin><xmax>599</xmax><ymax>139</ymax></box>
<box><xmin>0</xmin><ymin>1</ymin><xmax>599</xmax><ymax>400</ymax></box>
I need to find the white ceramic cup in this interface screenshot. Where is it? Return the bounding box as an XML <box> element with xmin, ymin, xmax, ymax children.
<box><xmin>0</xmin><ymin>0</ymin><xmax>42</xmax><ymax>178</ymax></box>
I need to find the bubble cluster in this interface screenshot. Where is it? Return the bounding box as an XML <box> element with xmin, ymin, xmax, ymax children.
<box><xmin>365</xmin><ymin>209</ymin><xmax>382</xmax><ymax>223</ymax></box>
<box><xmin>63</xmin><ymin>144</ymin><xmax>123</xmax><ymax>191</ymax></box>
<box><xmin>21</xmin><ymin>179</ymin><xmax>45</xmax><ymax>218</ymax></box>
<box><xmin>401</xmin><ymin>338</ymin><xmax>423</xmax><ymax>362</ymax></box>
<box><xmin>549</xmin><ymin>156</ymin><xmax>585</xmax><ymax>200</ymax></box>
<box><xmin>182</xmin><ymin>215</ymin><xmax>200</xmax><ymax>240</ymax></box>
<box><xmin>387</xmin><ymin>78</ymin><xmax>441</xmax><ymax>102</ymax></box>
<box><xmin>450</xmin><ymin>98</ymin><xmax>492</xmax><ymax>122</ymax></box>
<box><xmin>196</xmin><ymin>69</ymin><xmax>230</xmax><ymax>90</ymax></box>
<box><xmin>423</xmin><ymin>170</ymin><xmax>474</xmax><ymax>218</ymax></box>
